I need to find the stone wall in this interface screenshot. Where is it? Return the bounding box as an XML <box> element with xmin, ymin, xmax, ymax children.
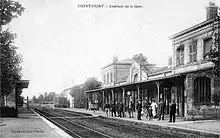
<box><xmin>184</xmin><ymin>70</ymin><xmax>220</xmax><ymax>120</ymax></box>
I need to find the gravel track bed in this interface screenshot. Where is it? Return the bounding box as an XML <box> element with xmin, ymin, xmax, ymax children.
<box><xmin>56</xmin><ymin>109</ymin><xmax>93</xmax><ymax>116</ymax></box>
<box><xmin>34</xmin><ymin>108</ymin><xmax>217</xmax><ymax>137</ymax></box>
<box><xmin>49</xmin><ymin>109</ymin><xmax>182</xmax><ymax>137</ymax></box>
<box><xmin>52</xmin><ymin>118</ymin><xmax>110</xmax><ymax>138</ymax></box>
<box><xmin>58</xmin><ymin>110</ymin><xmax>180</xmax><ymax>137</ymax></box>
<box><xmin>71</xmin><ymin>117</ymin><xmax>178</xmax><ymax>138</ymax></box>
<box><xmin>38</xmin><ymin>108</ymin><xmax>203</xmax><ymax>138</ymax></box>
<box><xmin>34</xmin><ymin>108</ymin><xmax>111</xmax><ymax>138</ymax></box>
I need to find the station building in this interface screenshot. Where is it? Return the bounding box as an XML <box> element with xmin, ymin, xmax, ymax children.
<box><xmin>86</xmin><ymin>2</ymin><xmax>220</xmax><ymax>120</ymax></box>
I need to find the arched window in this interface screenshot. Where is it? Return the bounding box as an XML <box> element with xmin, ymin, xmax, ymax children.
<box><xmin>134</xmin><ymin>74</ymin><xmax>138</xmax><ymax>82</ymax></box>
<box><xmin>194</xmin><ymin>77</ymin><xmax>211</xmax><ymax>103</ymax></box>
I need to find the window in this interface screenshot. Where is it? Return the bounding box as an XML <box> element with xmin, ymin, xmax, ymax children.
<box><xmin>104</xmin><ymin>74</ymin><xmax>106</xmax><ymax>84</ymax></box>
<box><xmin>176</xmin><ymin>45</ymin><xmax>184</xmax><ymax>66</ymax></box>
<box><xmin>204</xmin><ymin>38</ymin><xmax>212</xmax><ymax>55</ymax></box>
<box><xmin>194</xmin><ymin>77</ymin><xmax>211</xmax><ymax>103</ymax></box>
<box><xmin>189</xmin><ymin>40</ymin><xmax>197</xmax><ymax>63</ymax></box>
<box><xmin>110</xmin><ymin>72</ymin><xmax>113</xmax><ymax>82</ymax></box>
<box><xmin>134</xmin><ymin>74</ymin><xmax>138</xmax><ymax>82</ymax></box>
<box><xmin>107</xmin><ymin>73</ymin><xmax>109</xmax><ymax>84</ymax></box>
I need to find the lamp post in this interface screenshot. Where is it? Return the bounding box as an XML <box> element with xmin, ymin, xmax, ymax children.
<box><xmin>164</xmin><ymin>87</ymin><xmax>168</xmax><ymax>114</ymax></box>
<box><xmin>127</xmin><ymin>91</ymin><xmax>132</xmax><ymax>102</ymax></box>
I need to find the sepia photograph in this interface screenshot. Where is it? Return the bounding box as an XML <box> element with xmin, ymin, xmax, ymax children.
<box><xmin>0</xmin><ymin>0</ymin><xmax>220</xmax><ymax>137</ymax></box>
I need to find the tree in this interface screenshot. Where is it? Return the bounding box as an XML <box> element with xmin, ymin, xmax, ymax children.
<box><xmin>70</xmin><ymin>85</ymin><xmax>82</xmax><ymax>97</ymax></box>
<box><xmin>83</xmin><ymin>77</ymin><xmax>102</xmax><ymax>91</ymax></box>
<box><xmin>1</xmin><ymin>30</ymin><xmax>22</xmax><ymax>95</ymax></box>
<box><xmin>132</xmin><ymin>53</ymin><xmax>148</xmax><ymax>64</ymax></box>
<box><xmin>0</xmin><ymin>0</ymin><xmax>24</xmax><ymax>107</ymax></box>
<box><xmin>38</xmin><ymin>94</ymin><xmax>44</xmax><ymax>104</ymax></box>
<box><xmin>47</xmin><ymin>92</ymin><xmax>56</xmax><ymax>102</ymax></box>
<box><xmin>43</xmin><ymin>92</ymin><xmax>48</xmax><ymax>102</ymax></box>
<box><xmin>0</xmin><ymin>0</ymin><xmax>24</xmax><ymax>27</ymax></box>
<box><xmin>204</xmin><ymin>49</ymin><xmax>220</xmax><ymax>77</ymax></box>
<box><xmin>70</xmin><ymin>85</ymin><xmax>85</xmax><ymax>108</ymax></box>
<box><xmin>203</xmin><ymin>16</ymin><xmax>220</xmax><ymax>77</ymax></box>
<box><xmin>32</xmin><ymin>96</ymin><xmax>38</xmax><ymax>103</ymax></box>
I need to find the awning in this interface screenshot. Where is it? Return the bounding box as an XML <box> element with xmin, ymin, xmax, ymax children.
<box><xmin>85</xmin><ymin>73</ymin><xmax>184</xmax><ymax>93</ymax></box>
<box><xmin>15</xmin><ymin>80</ymin><xmax>30</xmax><ymax>88</ymax></box>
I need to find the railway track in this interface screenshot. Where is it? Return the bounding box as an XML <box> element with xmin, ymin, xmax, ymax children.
<box><xmin>43</xmin><ymin>108</ymin><xmax>180</xmax><ymax>138</ymax></box>
<box><xmin>32</xmin><ymin>107</ymin><xmax>113</xmax><ymax>138</ymax></box>
<box><xmin>33</xmin><ymin>108</ymin><xmax>214</xmax><ymax>138</ymax></box>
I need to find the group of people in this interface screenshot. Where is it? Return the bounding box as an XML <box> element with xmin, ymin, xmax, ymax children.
<box><xmin>104</xmin><ymin>99</ymin><xmax>176</xmax><ymax>122</ymax></box>
<box><xmin>141</xmin><ymin>99</ymin><xmax>164</xmax><ymax>121</ymax></box>
<box><xmin>137</xmin><ymin>98</ymin><xmax>176</xmax><ymax>122</ymax></box>
<box><xmin>104</xmin><ymin>102</ymin><xmax>125</xmax><ymax>118</ymax></box>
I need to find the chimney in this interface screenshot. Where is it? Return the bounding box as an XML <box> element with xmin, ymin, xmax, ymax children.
<box><xmin>206</xmin><ymin>2</ymin><xmax>218</xmax><ymax>20</ymax></box>
<box><xmin>113</xmin><ymin>56</ymin><xmax>118</xmax><ymax>63</ymax></box>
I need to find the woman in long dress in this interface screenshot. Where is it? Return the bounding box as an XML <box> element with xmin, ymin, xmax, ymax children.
<box><xmin>151</xmin><ymin>100</ymin><xmax>158</xmax><ymax>118</ymax></box>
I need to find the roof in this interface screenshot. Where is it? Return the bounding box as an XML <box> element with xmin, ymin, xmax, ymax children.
<box><xmin>169</xmin><ymin>18</ymin><xmax>219</xmax><ymax>39</ymax></box>
<box><xmin>15</xmin><ymin>80</ymin><xmax>30</xmax><ymax>88</ymax></box>
<box><xmin>154</xmin><ymin>66</ymin><xmax>169</xmax><ymax>73</ymax></box>
<box><xmin>140</xmin><ymin>63</ymin><xmax>157</xmax><ymax>74</ymax></box>
<box><xmin>117</xmin><ymin>58</ymin><xmax>133</xmax><ymax>64</ymax></box>
<box><xmin>85</xmin><ymin>73</ymin><xmax>183</xmax><ymax>93</ymax></box>
<box><xmin>121</xmin><ymin>76</ymin><xmax>128</xmax><ymax>82</ymax></box>
<box><xmin>102</xmin><ymin>58</ymin><xmax>132</xmax><ymax>69</ymax></box>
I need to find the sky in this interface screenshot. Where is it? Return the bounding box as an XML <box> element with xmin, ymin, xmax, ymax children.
<box><xmin>10</xmin><ymin>0</ymin><xmax>220</xmax><ymax>98</ymax></box>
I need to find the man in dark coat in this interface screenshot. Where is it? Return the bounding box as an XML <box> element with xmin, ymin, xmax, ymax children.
<box><xmin>104</xmin><ymin>103</ymin><xmax>110</xmax><ymax>117</ymax></box>
<box><xmin>128</xmin><ymin>100</ymin><xmax>134</xmax><ymax>118</ymax></box>
<box><xmin>169</xmin><ymin>100</ymin><xmax>176</xmax><ymax>122</ymax></box>
<box><xmin>111</xmin><ymin>103</ymin><xmax>117</xmax><ymax>117</ymax></box>
<box><xmin>158</xmin><ymin>98</ymin><xmax>165</xmax><ymax>121</ymax></box>
<box><xmin>118</xmin><ymin>102</ymin><xmax>123</xmax><ymax>117</ymax></box>
<box><xmin>136</xmin><ymin>100</ymin><xmax>142</xmax><ymax>120</ymax></box>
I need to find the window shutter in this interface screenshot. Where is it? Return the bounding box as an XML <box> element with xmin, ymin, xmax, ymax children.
<box><xmin>189</xmin><ymin>45</ymin><xmax>192</xmax><ymax>53</ymax></box>
<box><xmin>204</xmin><ymin>38</ymin><xmax>212</xmax><ymax>55</ymax></box>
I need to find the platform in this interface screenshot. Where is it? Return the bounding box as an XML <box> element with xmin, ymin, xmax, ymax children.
<box><xmin>61</xmin><ymin>108</ymin><xmax>220</xmax><ymax>136</ymax></box>
<box><xmin>0</xmin><ymin>107</ymin><xmax>71</xmax><ymax>138</ymax></box>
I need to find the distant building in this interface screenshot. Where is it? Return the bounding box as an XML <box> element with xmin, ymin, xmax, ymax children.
<box><xmin>61</xmin><ymin>88</ymin><xmax>74</xmax><ymax>108</ymax></box>
<box><xmin>102</xmin><ymin>56</ymin><xmax>132</xmax><ymax>87</ymax></box>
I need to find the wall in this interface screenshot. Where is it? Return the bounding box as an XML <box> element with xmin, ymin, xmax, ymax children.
<box><xmin>184</xmin><ymin>70</ymin><xmax>220</xmax><ymax>120</ymax></box>
<box><xmin>172</xmin><ymin>21</ymin><xmax>218</xmax><ymax>70</ymax></box>
<box><xmin>115</xmin><ymin>64</ymin><xmax>131</xmax><ymax>84</ymax></box>
<box><xmin>102</xmin><ymin>65</ymin><xmax>114</xmax><ymax>87</ymax></box>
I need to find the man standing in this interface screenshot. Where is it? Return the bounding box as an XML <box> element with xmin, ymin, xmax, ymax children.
<box><xmin>151</xmin><ymin>99</ymin><xmax>158</xmax><ymax>118</ymax></box>
<box><xmin>116</xmin><ymin>101</ymin><xmax>120</xmax><ymax>117</ymax></box>
<box><xmin>136</xmin><ymin>100</ymin><xmax>142</xmax><ymax>120</ymax></box>
<box><xmin>158</xmin><ymin>99</ymin><xmax>165</xmax><ymax>121</ymax></box>
<box><xmin>104</xmin><ymin>103</ymin><xmax>110</xmax><ymax>117</ymax></box>
<box><xmin>169</xmin><ymin>100</ymin><xmax>176</xmax><ymax>122</ymax></box>
<box><xmin>143</xmin><ymin>99</ymin><xmax>148</xmax><ymax>119</ymax></box>
<box><xmin>121</xmin><ymin>102</ymin><xmax>125</xmax><ymax>117</ymax></box>
<box><xmin>111</xmin><ymin>103</ymin><xmax>117</xmax><ymax>117</ymax></box>
<box><xmin>118</xmin><ymin>102</ymin><xmax>124</xmax><ymax>117</ymax></box>
<box><xmin>128</xmin><ymin>100</ymin><xmax>134</xmax><ymax>118</ymax></box>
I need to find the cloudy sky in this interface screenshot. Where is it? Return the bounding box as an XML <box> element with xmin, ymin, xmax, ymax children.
<box><xmin>10</xmin><ymin>0</ymin><xmax>219</xmax><ymax>97</ymax></box>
